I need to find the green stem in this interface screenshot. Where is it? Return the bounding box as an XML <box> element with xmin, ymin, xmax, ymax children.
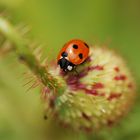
<box><xmin>0</xmin><ymin>17</ymin><xmax>65</xmax><ymax>94</ymax></box>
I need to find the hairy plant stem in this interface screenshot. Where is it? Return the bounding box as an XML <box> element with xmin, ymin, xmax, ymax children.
<box><xmin>0</xmin><ymin>17</ymin><xmax>65</xmax><ymax>94</ymax></box>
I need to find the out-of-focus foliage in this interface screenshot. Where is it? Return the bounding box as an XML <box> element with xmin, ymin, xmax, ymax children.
<box><xmin>0</xmin><ymin>0</ymin><xmax>140</xmax><ymax>140</ymax></box>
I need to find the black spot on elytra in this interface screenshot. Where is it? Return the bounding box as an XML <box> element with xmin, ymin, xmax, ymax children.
<box><xmin>73</xmin><ymin>44</ymin><xmax>78</xmax><ymax>49</ymax></box>
<box><xmin>61</xmin><ymin>52</ymin><xmax>68</xmax><ymax>57</ymax></box>
<box><xmin>84</xmin><ymin>43</ymin><xmax>89</xmax><ymax>48</ymax></box>
<box><xmin>79</xmin><ymin>53</ymin><xmax>83</xmax><ymax>59</ymax></box>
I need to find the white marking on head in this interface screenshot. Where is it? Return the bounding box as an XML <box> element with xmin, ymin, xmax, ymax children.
<box><xmin>60</xmin><ymin>56</ymin><xmax>69</xmax><ymax>61</ymax></box>
<box><xmin>67</xmin><ymin>65</ymin><xmax>73</xmax><ymax>71</ymax></box>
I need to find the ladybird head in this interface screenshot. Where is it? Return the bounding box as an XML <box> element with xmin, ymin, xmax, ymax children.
<box><xmin>58</xmin><ymin>52</ymin><xmax>75</xmax><ymax>71</ymax></box>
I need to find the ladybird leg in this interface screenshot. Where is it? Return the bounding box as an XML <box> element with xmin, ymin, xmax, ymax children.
<box><xmin>74</xmin><ymin>68</ymin><xmax>79</xmax><ymax>76</ymax></box>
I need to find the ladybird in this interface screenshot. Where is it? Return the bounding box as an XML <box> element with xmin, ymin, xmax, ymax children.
<box><xmin>57</xmin><ymin>39</ymin><xmax>89</xmax><ymax>71</ymax></box>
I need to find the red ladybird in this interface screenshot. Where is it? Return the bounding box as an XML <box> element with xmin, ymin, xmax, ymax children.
<box><xmin>57</xmin><ymin>39</ymin><xmax>89</xmax><ymax>71</ymax></box>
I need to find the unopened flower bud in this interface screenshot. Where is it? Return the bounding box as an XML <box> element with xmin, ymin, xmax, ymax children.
<box><xmin>42</xmin><ymin>47</ymin><xmax>136</xmax><ymax>132</ymax></box>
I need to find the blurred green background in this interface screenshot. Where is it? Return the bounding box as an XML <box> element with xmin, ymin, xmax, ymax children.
<box><xmin>0</xmin><ymin>0</ymin><xmax>140</xmax><ymax>140</ymax></box>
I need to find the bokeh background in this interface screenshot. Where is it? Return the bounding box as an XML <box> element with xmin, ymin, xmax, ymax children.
<box><xmin>0</xmin><ymin>0</ymin><xmax>140</xmax><ymax>140</ymax></box>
